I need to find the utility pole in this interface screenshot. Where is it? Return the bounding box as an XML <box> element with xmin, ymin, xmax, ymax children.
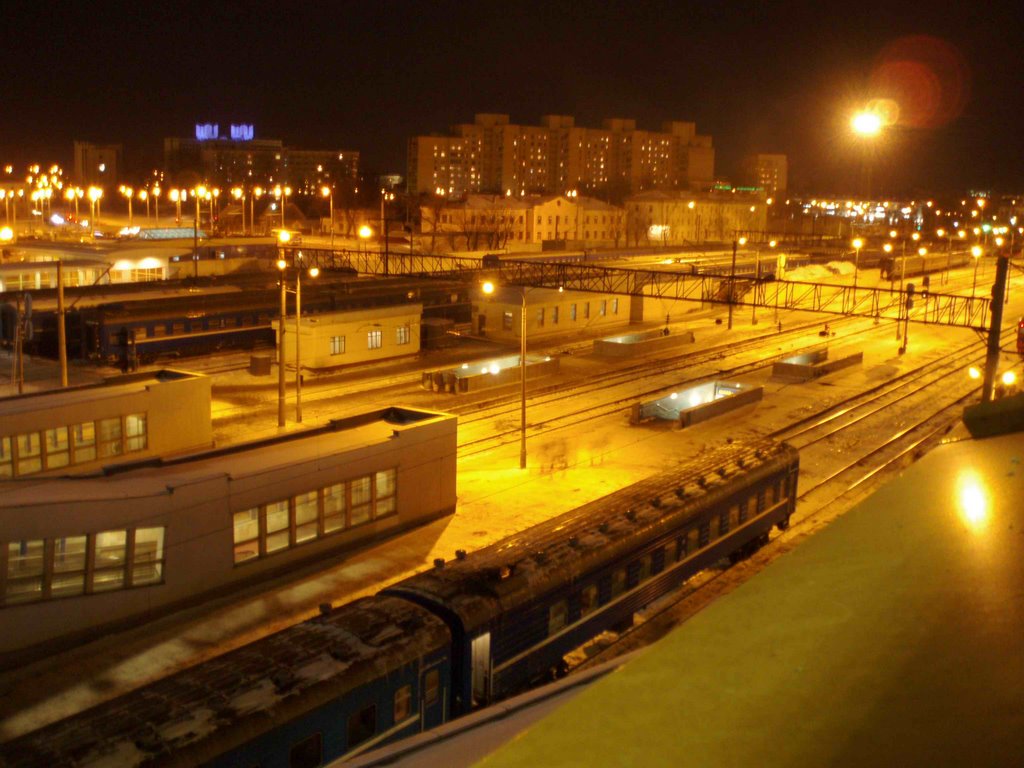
<box><xmin>57</xmin><ymin>261</ymin><xmax>67</xmax><ymax>387</ymax></box>
<box><xmin>728</xmin><ymin>238</ymin><xmax>738</xmax><ymax>330</ymax></box>
<box><xmin>278</xmin><ymin>268</ymin><xmax>287</xmax><ymax>427</ymax></box>
<box><xmin>981</xmin><ymin>256</ymin><xmax>1009</xmax><ymax>402</ymax></box>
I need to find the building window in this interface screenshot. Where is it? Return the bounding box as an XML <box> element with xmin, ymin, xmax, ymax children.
<box><xmin>396</xmin><ymin>324</ymin><xmax>411</xmax><ymax>345</ymax></box>
<box><xmin>1</xmin><ymin>527</ymin><xmax>167</xmax><ymax>607</ymax></box>
<box><xmin>502</xmin><ymin>311</ymin><xmax>513</xmax><ymax>331</ymax></box>
<box><xmin>584</xmin><ymin>302</ymin><xmax>590</xmax><ymax>320</ymax></box>
<box><xmin>552</xmin><ymin>306</ymin><xmax>559</xmax><ymax>324</ymax></box>
<box><xmin>536</xmin><ymin>308</ymin><xmax>545</xmax><ymax>327</ymax></box>
<box><xmin>580</xmin><ymin>584</ymin><xmax>599</xmax><ymax>617</ymax></box>
<box><xmin>330</xmin><ymin>335</ymin><xmax>346</xmax><ymax>355</ymax></box>
<box><xmin>570</xmin><ymin>304</ymin><xmax>577</xmax><ymax>321</ymax></box>
<box><xmin>367</xmin><ymin>329</ymin><xmax>382</xmax><ymax>349</ymax></box>
<box><xmin>611</xmin><ymin>298</ymin><xmax>619</xmax><ymax>315</ymax></box>
<box><xmin>599</xmin><ymin>300</ymin><xmax>607</xmax><ymax>317</ymax></box>
<box><xmin>232</xmin><ymin>468</ymin><xmax>399</xmax><ymax>565</ymax></box>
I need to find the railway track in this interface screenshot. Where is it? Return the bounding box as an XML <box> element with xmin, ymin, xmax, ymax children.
<box><xmin>569</xmin><ymin>322</ymin><xmax>1014</xmax><ymax>673</ymax></box>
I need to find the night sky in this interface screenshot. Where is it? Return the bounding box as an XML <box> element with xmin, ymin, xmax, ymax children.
<box><xmin>3</xmin><ymin>0</ymin><xmax>1022</xmax><ymax>195</ymax></box>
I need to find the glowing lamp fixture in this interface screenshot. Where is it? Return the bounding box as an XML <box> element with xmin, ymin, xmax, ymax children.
<box><xmin>852</xmin><ymin>238</ymin><xmax>864</xmax><ymax>249</ymax></box>
<box><xmin>1003</xmin><ymin>371</ymin><xmax>1017</xmax><ymax>386</ymax></box>
<box><xmin>481</xmin><ymin>281</ymin><xmax>495</xmax><ymax>295</ymax></box>
<box><xmin>851</xmin><ymin>111</ymin><xmax>883</xmax><ymax>137</ymax></box>
<box><xmin>972</xmin><ymin>246</ymin><xmax>983</xmax><ymax>258</ymax></box>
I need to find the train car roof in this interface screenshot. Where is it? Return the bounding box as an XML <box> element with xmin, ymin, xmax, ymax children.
<box><xmin>386</xmin><ymin>439</ymin><xmax>797</xmax><ymax>633</ymax></box>
<box><xmin>1</xmin><ymin>595</ymin><xmax>450</xmax><ymax>768</ymax></box>
<box><xmin>473</xmin><ymin>432</ymin><xmax>1024</xmax><ymax>767</ymax></box>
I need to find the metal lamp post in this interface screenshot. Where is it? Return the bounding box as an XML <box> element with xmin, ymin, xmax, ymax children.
<box><xmin>482</xmin><ymin>280</ymin><xmax>529</xmax><ymax>469</ymax></box>
<box><xmin>322</xmin><ymin>186</ymin><xmax>334</xmax><ymax>248</ymax></box>
<box><xmin>971</xmin><ymin>246</ymin><xmax>983</xmax><ymax>298</ymax></box>
<box><xmin>276</xmin><ymin>235</ymin><xmax>319</xmax><ymax>426</ymax></box>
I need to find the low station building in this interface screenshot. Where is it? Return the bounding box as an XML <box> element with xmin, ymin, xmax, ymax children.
<box><xmin>0</xmin><ymin>405</ymin><xmax>457</xmax><ymax>661</ymax></box>
<box><xmin>272</xmin><ymin>303</ymin><xmax>423</xmax><ymax>370</ymax></box>
<box><xmin>476</xmin><ymin>287</ymin><xmax>633</xmax><ymax>341</ymax></box>
<box><xmin>0</xmin><ymin>369</ymin><xmax>212</xmax><ymax>479</ymax></box>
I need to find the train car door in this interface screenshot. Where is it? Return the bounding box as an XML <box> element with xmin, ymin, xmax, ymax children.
<box><xmin>470</xmin><ymin>632</ymin><xmax>491</xmax><ymax>706</ymax></box>
<box><xmin>419</xmin><ymin>663</ymin><xmax>445</xmax><ymax>730</ymax></box>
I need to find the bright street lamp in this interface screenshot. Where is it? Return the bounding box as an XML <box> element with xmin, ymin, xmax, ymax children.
<box><xmin>851</xmin><ymin>111</ymin><xmax>882</xmax><ymax>137</ymax></box>
<box><xmin>852</xmin><ymin>238</ymin><xmax>864</xmax><ymax>291</ymax></box>
<box><xmin>971</xmin><ymin>245</ymin><xmax>983</xmax><ymax>297</ymax></box>
<box><xmin>276</xmin><ymin>239</ymin><xmax>319</xmax><ymax>425</ymax></box>
<box><xmin>321</xmin><ymin>185</ymin><xmax>334</xmax><ymax>247</ymax></box>
<box><xmin>482</xmin><ymin>279</ymin><xmax>528</xmax><ymax>469</ymax></box>
<box><xmin>119</xmin><ymin>185</ymin><xmax>134</xmax><ymax>228</ymax></box>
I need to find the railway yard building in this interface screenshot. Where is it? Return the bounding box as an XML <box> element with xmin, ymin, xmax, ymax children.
<box><xmin>0</xmin><ymin>405</ymin><xmax>457</xmax><ymax>661</ymax></box>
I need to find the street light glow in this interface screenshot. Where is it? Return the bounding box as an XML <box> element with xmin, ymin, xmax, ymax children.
<box><xmin>482</xmin><ymin>281</ymin><xmax>495</xmax><ymax>295</ymax></box>
<box><xmin>851</xmin><ymin>111</ymin><xmax>882</xmax><ymax>137</ymax></box>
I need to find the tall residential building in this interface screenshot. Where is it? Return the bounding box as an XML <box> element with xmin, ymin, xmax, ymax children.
<box><xmin>745</xmin><ymin>154</ymin><xmax>788</xmax><ymax>197</ymax></box>
<box><xmin>408</xmin><ymin>114</ymin><xmax>714</xmax><ymax>198</ymax></box>
<box><xmin>163</xmin><ymin>124</ymin><xmax>358</xmax><ymax>190</ymax></box>
<box><xmin>73</xmin><ymin>141</ymin><xmax>122</xmax><ymax>186</ymax></box>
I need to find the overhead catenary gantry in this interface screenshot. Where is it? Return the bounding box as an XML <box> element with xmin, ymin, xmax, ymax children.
<box><xmin>280</xmin><ymin>246</ymin><xmax>993</xmax><ymax>331</ymax></box>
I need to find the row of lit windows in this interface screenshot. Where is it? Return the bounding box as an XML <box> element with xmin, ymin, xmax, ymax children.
<box><xmin>0</xmin><ymin>413</ymin><xmax>147</xmax><ymax>478</ymax></box>
<box><xmin>548</xmin><ymin>482</ymin><xmax>785</xmax><ymax>636</ymax></box>
<box><xmin>233</xmin><ymin>469</ymin><xmax>398</xmax><ymax>564</ymax></box>
<box><xmin>288</xmin><ymin>669</ymin><xmax>440</xmax><ymax>768</ymax></box>
<box><xmin>328</xmin><ymin>326</ymin><xmax>410</xmax><ymax>356</ymax></box>
<box><xmin>501</xmin><ymin>299</ymin><xmax>618</xmax><ymax>331</ymax></box>
<box><xmin>2</xmin><ymin>527</ymin><xmax>165</xmax><ymax>607</ymax></box>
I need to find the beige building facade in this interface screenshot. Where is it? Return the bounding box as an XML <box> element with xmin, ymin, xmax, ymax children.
<box><xmin>409</xmin><ymin>114</ymin><xmax>714</xmax><ymax>198</ymax></box>
<box><xmin>0</xmin><ymin>406</ymin><xmax>457</xmax><ymax>658</ymax></box>
<box><xmin>273</xmin><ymin>304</ymin><xmax>423</xmax><ymax>370</ymax></box>
<box><xmin>477</xmin><ymin>287</ymin><xmax>632</xmax><ymax>341</ymax></box>
<box><xmin>0</xmin><ymin>370</ymin><xmax>212</xmax><ymax>480</ymax></box>
<box><xmin>624</xmin><ymin>191</ymin><xmax>768</xmax><ymax>245</ymax></box>
<box><xmin>420</xmin><ymin>194</ymin><xmax>626</xmax><ymax>251</ymax></box>
<box><xmin>745</xmin><ymin>153</ymin><xmax>788</xmax><ymax>197</ymax></box>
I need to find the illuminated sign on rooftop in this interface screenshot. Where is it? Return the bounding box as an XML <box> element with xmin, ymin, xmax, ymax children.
<box><xmin>195</xmin><ymin>123</ymin><xmax>255</xmax><ymax>142</ymax></box>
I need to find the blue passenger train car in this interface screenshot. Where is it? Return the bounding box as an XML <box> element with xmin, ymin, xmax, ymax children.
<box><xmin>386</xmin><ymin>439</ymin><xmax>798</xmax><ymax>713</ymax></box>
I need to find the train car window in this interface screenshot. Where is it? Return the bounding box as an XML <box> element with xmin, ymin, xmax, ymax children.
<box><xmin>729</xmin><ymin>504</ymin><xmax>741</xmax><ymax>532</ymax></box>
<box><xmin>757</xmin><ymin>488</ymin><xmax>767</xmax><ymax>514</ymax></box>
<box><xmin>171</xmin><ymin>322</ymin><xmax>185</xmax><ymax>335</ymax></box>
<box><xmin>687</xmin><ymin>528</ymin><xmax>700</xmax><ymax>554</ymax></box>
<box><xmin>347</xmin><ymin>704</ymin><xmax>377</xmax><ymax>748</ymax></box>
<box><xmin>699</xmin><ymin>522</ymin><xmax>710</xmax><ymax>548</ymax></box>
<box><xmin>773</xmin><ymin>481</ymin><xmax>782</xmax><ymax>504</ymax></box>
<box><xmin>652</xmin><ymin>546</ymin><xmax>665</xmax><ymax>574</ymax></box>
<box><xmin>709</xmin><ymin>514</ymin><xmax>721</xmax><ymax>541</ymax></box>
<box><xmin>151</xmin><ymin>323</ymin><xmax>167</xmax><ymax>337</ymax></box>
<box><xmin>674</xmin><ymin>536</ymin><xmax>685</xmax><ymax>562</ymax></box>
<box><xmin>322</xmin><ymin>484</ymin><xmax>347</xmax><ymax>533</ymax></box>
<box><xmin>424</xmin><ymin>669</ymin><xmax>440</xmax><ymax>705</ymax></box>
<box><xmin>393</xmin><ymin>684</ymin><xmax>412</xmax><ymax>723</ymax></box>
<box><xmin>638</xmin><ymin>555</ymin><xmax>651</xmax><ymax>582</ymax></box>
<box><xmin>548</xmin><ymin>600</ymin><xmax>568</xmax><ymax>635</ymax></box>
<box><xmin>289</xmin><ymin>732</ymin><xmax>322</xmax><ymax>768</ymax></box>
<box><xmin>611</xmin><ymin>568</ymin><xmax>626</xmax><ymax>598</ymax></box>
<box><xmin>738</xmin><ymin>498</ymin><xmax>749</xmax><ymax>524</ymax></box>
<box><xmin>579</xmin><ymin>584</ymin><xmax>599</xmax><ymax>617</ymax></box>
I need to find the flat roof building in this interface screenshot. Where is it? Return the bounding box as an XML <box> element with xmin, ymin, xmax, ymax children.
<box><xmin>0</xmin><ymin>405</ymin><xmax>457</xmax><ymax>660</ymax></box>
<box><xmin>0</xmin><ymin>369</ymin><xmax>212</xmax><ymax>480</ymax></box>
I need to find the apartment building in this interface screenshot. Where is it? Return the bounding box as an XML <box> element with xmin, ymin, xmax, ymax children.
<box><xmin>408</xmin><ymin>114</ymin><xmax>714</xmax><ymax>198</ymax></box>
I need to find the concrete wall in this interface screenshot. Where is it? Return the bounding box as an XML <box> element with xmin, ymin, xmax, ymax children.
<box><xmin>593</xmin><ymin>329</ymin><xmax>695</xmax><ymax>358</ymax></box>
<box><xmin>0</xmin><ymin>407</ymin><xmax>457</xmax><ymax>659</ymax></box>
<box><xmin>772</xmin><ymin>349</ymin><xmax>863</xmax><ymax>382</ymax></box>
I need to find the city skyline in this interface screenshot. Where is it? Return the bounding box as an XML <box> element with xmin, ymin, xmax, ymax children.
<box><xmin>1</xmin><ymin>1</ymin><xmax>1022</xmax><ymax>194</ymax></box>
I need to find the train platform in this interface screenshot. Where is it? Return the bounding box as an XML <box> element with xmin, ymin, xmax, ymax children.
<box><xmin>442</xmin><ymin>430</ymin><xmax>1024</xmax><ymax>767</ymax></box>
